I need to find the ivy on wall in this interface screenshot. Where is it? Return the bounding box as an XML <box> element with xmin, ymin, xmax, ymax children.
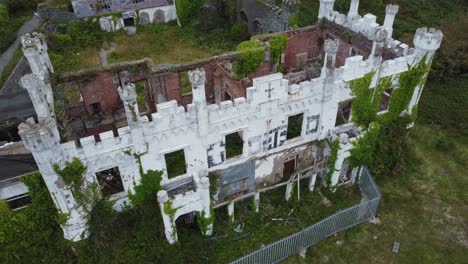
<box><xmin>325</xmin><ymin>139</ymin><xmax>340</xmax><ymax>188</ymax></box>
<box><xmin>269</xmin><ymin>34</ymin><xmax>288</xmax><ymax>64</ymax></box>
<box><xmin>53</xmin><ymin>158</ymin><xmax>100</xmax><ymax>213</ymax></box>
<box><xmin>123</xmin><ymin>149</ymin><xmax>163</xmax><ymax>208</ymax></box>
<box><xmin>197</xmin><ymin>208</ymin><xmax>215</xmax><ymax>236</ymax></box>
<box><xmin>348</xmin><ymin>56</ymin><xmax>431</xmax><ymax>175</ymax></box>
<box><xmin>233</xmin><ymin>40</ymin><xmax>265</xmax><ymax>79</ymax></box>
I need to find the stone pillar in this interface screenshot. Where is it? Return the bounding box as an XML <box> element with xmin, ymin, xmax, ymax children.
<box><xmin>330</xmin><ymin>133</ymin><xmax>351</xmax><ymax>187</ymax></box>
<box><xmin>347</xmin><ymin>0</ymin><xmax>359</xmax><ymax>21</ymax></box>
<box><xmin>157</xmin><ymin>190</ymin><xmax>178</xmax><ymax>244</ymax></box>
<box><xmin>227</xmin><ymin>201</ymin><xmax>235</xmax><ymax>222</ymax></box>
<box><xmin>321</xmin><ymin>39</ymin><xmax>338</xmax><ymax>101</ymax></box>
<box><xmin>383</xmin><ymin>4</ymin><xmax>399</xmax><ymax>41</ymax></box>
<box><xmin>318</xmin><ymin>0</ymin><xmax>335</xmax><ymax>20</ymax></box>
<box><xmin>321</xmin><ymin>39</ymin><xmax>338</xmax><ymax>79</ymax></box>
<box><xmin>198</xmin><ymin>176</ymin><xmax>213</xmax><ymax>236</ymax></box>
<box><xmin>18</xmin><ymin>117</ymin><xmax>88</xmax><ymax>241</ymax></box>
<box><xmin>409</xmin><ymin>27</ymin><xmax>443</xmax><ymax>113</ymax></box>
<box><xmin>308</xmin><ymin>173</ymin><xmax>317</xmax><ymax>191</ymax></box>
<box><xmin>369</xmin><ymin>28</ymin><xmax>388</xmax><ymax>65</ymax></box>
<box><xmin>189</xmin><ymin>68</ymin><xmax>209</xmax><ymax>138</ymax></box>
<box><xmin>118</xmin><ymin>83</ymin><xmax>147</xmax><ymax>154</ymax></box>
<box><xmin>21</xmin><ymin>32</ymin><xmax>54</xmax><ymax>78</ymax></box>
<box><xmin>285</xmin><ymin>182</ymin><xmax>293</xmax><ymax>201</ymax></box>
<box><xmin>253</xmin><ymin>192</ymin><xmax>260</xmax><ymax>213</ymax></box>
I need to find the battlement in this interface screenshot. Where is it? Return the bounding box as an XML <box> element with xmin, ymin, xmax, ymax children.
<box><xmin>21</xmin><ymin>32</ymin><xmax>47</xmax><ymax>51</ymax></box>
<box><xmin>413</xmin><ymin>27</ymin><xmax>443</xmax><ymax>51</ymax></box>
<box><xmin>18</xmin><ymin>117</ymin><xmax>59</xmax><ymax>152</ymax></box>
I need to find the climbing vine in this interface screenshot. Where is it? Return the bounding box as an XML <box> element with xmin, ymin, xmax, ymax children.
<box><xmin>123</xmin><ymin>149</ymin><xmax>163</xmax><ymax>208</ymax></box>
<box><xmin>348</xmin><ymin>55</ymin><xmax>431</xmax><ymax>176</ymax></box>
<box><xmin>269</xmin><ymin>34</ymin><xmax>288</xmax><ymax>64</ymax></box>
<box><xmin>196</xmin><ymin>208</ymin><xmax>215</xmax><ymax>236</ymax></box>
<box><xmin>53</xmin><ymin>158</ymin><xmax>100</xmax><ymax>214</ymax></box>
<box><xmin>233</xmin><ymin>40</ymin><xmax>265</xmax><ymax>79</ymax></box>
<box><xmin>325</xmin><ymin>139</ymin><xmax>340</xmax><ymax>188</ymax></box>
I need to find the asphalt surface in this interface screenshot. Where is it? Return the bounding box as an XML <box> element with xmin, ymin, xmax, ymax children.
<box><xmin>0</xmin><ymin>14</ymin><xmax>41</xmax><ymax>76</ymax></box>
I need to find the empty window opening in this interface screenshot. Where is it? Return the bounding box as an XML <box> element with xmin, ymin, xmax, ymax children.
<box><xmin>7</xmin><ymin>194</ymin><xmax>31</xmax><ymax>210</ymax></box>
<box><xmin>283</xmin><ymin>156</ymin><xmax>297</xmax><ymax>178</ymax></box>
<box><xmin>175</xmin><ymin>211</ymin><xmax>198</xmax><ymax>227</ymax></box>
<box><xmin>335</xmin><ymin>100</ymin><xmax>352</xmax><ymax>126</ymax></box>
<box><xmin>91</xmin><ymin>102</ymin><xmax>101</xmax><ymax>114</ymax></box>
<box><xmin>287</xmin><ymin>113</ymin><xmax>303</xmax><ymax>140</ymax></box>
<box><xmin>165</xmin><ymin>149</ymin><xmax>187</xmax><ymax>178</ymax></box>
<box><xmin>123</xmin><ymin>17</ymin><xmax>135</xmax><ymax>27</ymax></box>
<box><xmin>225</xmin><ymin>131</ymin><xmax>243</xmax><ymax>159</ymax></box>
<box><xmin>223</xmin><ymin>91</ymin><xmax>232</xmax><ymax>101</ymax></box>
<box><xmin>378</xmin><ymin>88</ymin><xmax>393</xmax><ymax>112</ymax></box>
<box><xmin>135</xmin><ymin>81</ymin><xmax>147</xmax><ymax>113</ymax></box>
<box><xmin>179</xmin><ymin>71</ymin><xmax>192</xmax><ymax>95</ymax></box>
<box><xmin>96</xmin><ymin>167</ymin><xmax>124</xmax><ymax>196</ymax></box>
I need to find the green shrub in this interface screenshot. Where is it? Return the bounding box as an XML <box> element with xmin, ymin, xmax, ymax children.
<box><xmin>269</xmin><ymin>34</ymin><xmax>288</xmax><ymax>64</ymax></box>
<box><xmin>176</xmin><ymin>0</ymin><xmax>204</xmax><ymax>26</ymax></box>
<box><xmin>233</xmin><ymin>40</ymin><xmax>265</xmax><ymax>79</ymax></box>
<box><xmin>230</xmin><ymin>23</ymin><xmax>247</xmax><ymax>40</ymax></box>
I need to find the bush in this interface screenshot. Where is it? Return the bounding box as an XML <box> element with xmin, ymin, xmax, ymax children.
<box><xmin>233</xmin><ymin>40</ymin><xmax>265</xmax><ymax>79</ymax></box>
<box><xmin>230</xmin><ymin>23</ymin><xmax>248</xmax><ymax>40</ymax></box>
<box><xmin>176</xmin><ymin>0</ymin><xmax>204</xmax><ymax>26</ymax></box>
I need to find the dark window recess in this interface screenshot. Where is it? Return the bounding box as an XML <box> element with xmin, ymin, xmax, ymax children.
<box><xmin>240</xmin><ymin>11</ymin><xmax>248</xmax><ymax>23</ymax></box>
<box><xmin>335</xmin><ymin>100</ymin><xmax>352</xmax><ymax>126</ymax></box>
<box><xmin>378</xmin><ymin>88</ymin><xmax>393</xmax><ymax>112</ymax></box>
<box><xmin>224</xmin><ymin>91</ymin><xmax>232</xmax><ymax>101</ymax></box>
<box><xmin>91</xmin><ymin>102</ymin><xmax>101</xmax><ymax>114</ymax></box>
<box><xmin>225</xmin><ymin>132</ymin><xmax>243</xmax><ymax>159</ymax></box>
<box><xmin>7</xmin><ymin>194</ymin><xmax>32</xmax><ymax>210</ymax></box>
<box><xmin>179</xmin><ymin>71</ymin><xmax>192</xmax><ymax>94</ymax></box>
<box><xmin>165</xmin><ymin>149</ymin><xmax>187</xmax><ymax>178</ymax></box>
<box><xmin>123</xmin><ymin>17</ymin><xmax>135</xmax><ymax>27</ymax></box>
<box><xmin>96</xmin><ymin>167</ymin><xmax>124</xmax><ymax>196</ymax></box>
<box><xmin>135</xmin><ymin>81</ymin><xmax>147</xmax><ymax>113</ymax></box>
<box><xmin>175</xmin><ymin>211</ymin><xmax>197</xmax><ymax>226</ymax></box>
<box><xmin>287</xmin><ymin>113</ymin><xmax>303</xmax><ymax>140</ymax></box>
<box><xmin>283</xmin><ymin>157</ymin><xmax>296</xmax><ymax>178</ymax></box>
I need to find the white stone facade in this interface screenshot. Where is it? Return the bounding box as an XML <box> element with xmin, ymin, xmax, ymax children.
<box><xmin>98</xmin><ymin>5</ymin><xmax>177</xmax><ymax>32</ymax></box>
<box><xmin>17</xmin><ymin>1</ymin><xmax>442</xmax><ymax>244</ymax></box>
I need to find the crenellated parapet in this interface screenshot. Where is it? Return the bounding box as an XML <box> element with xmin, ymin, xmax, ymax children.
<box><xmin>19</xmin><ymin>117</ymin><xmax>60</xmax><ymax>154</ymax></box>
<box><xmin>413</xmin><ymin>27</ymin><xmax>443</xmax><ymax>61</ymax></box>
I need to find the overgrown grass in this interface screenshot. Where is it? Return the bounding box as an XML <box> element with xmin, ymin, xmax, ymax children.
<box><xmin>0</xmin><ymin>47</ymin><xmax>23</xmax><ymax>89</ymax></box>
<box><xmin>284</xmin><ymin>124</ymin><xmax>468</xmax><ymax>263</ymax></box>
<box><xmin>49</xmin><ymin>22</ymin><xmax>239</xmax><ymax>73</ymax></box>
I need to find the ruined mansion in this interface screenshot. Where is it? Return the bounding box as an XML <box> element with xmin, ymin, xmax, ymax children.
<box><xmin>14</xmin><ymin>0</ymin><xmax>442</xmax><ymax>244</ymax></box>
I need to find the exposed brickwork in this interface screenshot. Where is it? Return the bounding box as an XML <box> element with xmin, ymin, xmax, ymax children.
<box><xmin>284</xmin><ymin>27</ymin><xmax>323</xmax><ymax>70</ymax></box>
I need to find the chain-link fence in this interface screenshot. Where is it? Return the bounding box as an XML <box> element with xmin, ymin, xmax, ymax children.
<box><xmin>231</xmin><ymin>167</ymin><xmax>381</xmax><ymax>264</ymax></box>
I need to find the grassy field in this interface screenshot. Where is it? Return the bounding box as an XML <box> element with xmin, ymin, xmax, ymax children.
<box><xmin>49</xmin><ymin>23</ymin><xmax>237</xmax><ymax>72</ymax></box>
<box><xmin>283</xmin><ymin>123</ymin><xmax>468</xmax><ymax>263</ymax></box>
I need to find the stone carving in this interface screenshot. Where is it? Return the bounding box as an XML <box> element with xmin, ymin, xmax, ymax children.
<box><xmin>188</xmin><ymin>68</ymin><xmax>206</xmax><ymax>87</ymax></box>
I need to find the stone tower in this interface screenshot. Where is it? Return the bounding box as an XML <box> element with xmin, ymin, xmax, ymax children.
<box><xmin>189</xmin><ymin>68</ymin><xmax>209</xmax><ymax>137</ymax></box>
<box><xmin>347</xmin><ymin>0</ymin><xmax>359</xmax><ymax>22</ymax></box>
<box><xmin>18</xmin><ymin>117</ymin><xmax>88</xmax><ymax>241</ymax></box>
<box><xmin>21</xmin><ymin>32</ymin><xmax>54</xmax><ymax>78</ymax></box>
<box><xmin>383</xmin><ymin>4</ymin><xmax>399</xmax><ymax>41</ymax></box>
<box><xmin>413</xmin><ymin>27</ymin><xmax>443</xmax><ymax>63</ymax></box>
<box><xmin>318</xmin><ymin>0</ymin><xmax>335</xmax><ymax>19</ymax></box>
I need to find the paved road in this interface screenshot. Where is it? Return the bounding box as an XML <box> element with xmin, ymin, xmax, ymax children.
<box><xmin>0</xmin><ymin>14</ymin><xmax>41</xmax><ymax>75</ymax></box>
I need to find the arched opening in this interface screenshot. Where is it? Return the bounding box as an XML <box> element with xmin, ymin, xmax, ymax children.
<box><xmin>139</xmin><ymin>11</ymin><xmax>150</xmax><ymax>25</ymax></box>
<box><xmin>154</xmin><ymin>9</ymin><xmax>165</xmax><ymax>23</ymax></box>
<box><xmin>253</xmin><ymin>19</ymin><xmax>263</xmax><ymax>34</ymax></box>
<box><xmin>240</xmin><ymin>10</ymin><xmax>248</xmax><ymax>23</ymax></box>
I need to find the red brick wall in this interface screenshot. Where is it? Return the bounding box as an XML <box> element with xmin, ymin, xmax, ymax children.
<box><xmin>284</xmin><ymin>28</ymin><xmax>323</xmax><ymax>70</ymax></box>
<box><xmin>78</xmin><ymin>71</ymin><xmax>121</xmax><ymax>115</ymax></box>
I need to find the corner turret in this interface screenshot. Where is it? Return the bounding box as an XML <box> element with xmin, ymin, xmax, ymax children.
<box><xmin>383</xmin><ymin>4</ymin><xmax>399</xmax><ymax>41</ymax></box>
<box><xmin>189</xmin><ymin>68</ymin><xmax>209</xmax><ymax>137</ymax></box>
<box><xmin>318</xmin><ymin>0</ymin><xmax>335</xmax><ymax>19</ymax></box>
<box><xmin>21</xmin><ymin>32</ymin><xmax>54</xmax><ymax>78</ymax></box>
<box><xmin>413</xmin><ymin>27</ymin><xmax>443</xmax><ymax>63</ymax></box>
